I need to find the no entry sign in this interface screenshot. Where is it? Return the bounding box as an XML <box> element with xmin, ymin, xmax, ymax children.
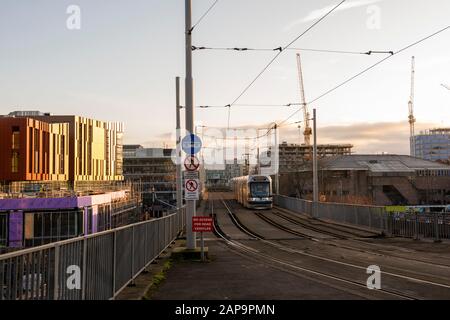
<box><xmin>192</xmin><ymin>216</ymin><xmax>213</xmax><ymax>232</ymax></box>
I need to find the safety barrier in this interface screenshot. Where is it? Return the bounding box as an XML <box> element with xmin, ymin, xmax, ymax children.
<box><xmin>0</xmin><ymin>207</ymin><xmax>185</xmax><ymax>300</ymax></box>
<box><xmin>274</xmin><ymin>195</ymin><xmax>450</xmax><ymax>240</ymax></box>
<box><xmin>274</xmin><ymin>195</ymin><xmax>385</xmax><ymax>232</ymax></box>
<box><xmin>386</xmin><ymin>212</ymin><xmax>450</xmax><ymax>242</ymax></box>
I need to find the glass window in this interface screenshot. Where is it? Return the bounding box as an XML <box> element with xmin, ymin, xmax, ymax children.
<box><xmin>0</xmin><ymin>213</ymin><xmax>7</xmax><ymax>247</ymax></box>
<box><xmin>250</xmin><ymin>182</ymin><xmax>270</xmax><ymax>197</ymax></box>
<box><xmin>12</xmin><ymin>126</ymin><xmax>20</xmax><ymax>149</ymax></box>
<box><xmin>11</xmin><ymin>151</ymin><xmax>19</xmax><ymax>173</ymax></box>
<box><xmin>51</xmin><ymin>211</ymin><xmax>60</xmax><ymax>238</ymax></box>
<box><xmin>60</xmin><ymin>212</ymin><xmax>69</xmax><ymax>237</ymax></box>
<box><xmin>23</xmin><ymin>210</ymin><xmax>85</xmax><ymax>247</ymax></box>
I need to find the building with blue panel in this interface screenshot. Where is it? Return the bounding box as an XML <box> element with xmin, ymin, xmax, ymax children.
<box><xmin>414</xmin><ymin>128</ymin><xmax>450</xmax><ymax>163</ymax></box>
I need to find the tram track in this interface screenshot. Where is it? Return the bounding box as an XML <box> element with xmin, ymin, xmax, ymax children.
<box><xmin>213</xmin><ymin>198</ymin><xmax>450</xmax><ymax>300</ymax></box>
<box><xmin>269</xmin><ymin>206</ymin><xmax>450</xmax><ymax>269</ymax></box>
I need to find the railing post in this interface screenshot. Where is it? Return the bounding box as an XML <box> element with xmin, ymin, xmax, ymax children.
<box><xmin>382</xmin><ymin>211</ymin><xmax>389</xmax><ymax>236</ymax></box>
<box><xmin>434</xmin><ymin>213</ymin><xmax>441</xmax><ymax>243</ymax></box>
<box><xmin>131</xmin><ymin>227</ymin><xmax>135</xmax><ymax>282</ymax></box>
<box><xmin>112</xmin><ymin>230</ymin><xmax>117</xmax><ymax>297</ymax></box>
<box><xmin>53</xmin><ymin>244</ymin><xmax>60</xmax><ymax>300</ymax></box>
<box><xmin>82</xmin><ymin>237</ymin><xmax>87</xmax><ymax>300</ymax></box>
<box><xmin>414</xmin><ymin>212</ymin><xmax>419</xmax><ymax>240</ymax></box>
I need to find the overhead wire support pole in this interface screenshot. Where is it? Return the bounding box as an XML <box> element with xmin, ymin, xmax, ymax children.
<box><xmin>185</xmin><ymin>0</ymin><xmax>196</xmax><ymax>250</ymax></box>
<box><xmin>273</xmin><ymin>123</ymin><xmax>279</xmax><ymax>195</ymax></box>
<box><xmin>176</xmin><ymin>77</ymin><xmax>183</xmax><ymax>210</ymax></box>
<box><xmin>312</xmin><ymin>109</ymin><xmax>319</xmax><ymax>218</ymax></box>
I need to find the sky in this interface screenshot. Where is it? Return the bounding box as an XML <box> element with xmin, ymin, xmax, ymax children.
<box><xmin>0</xmin><ymin>0</ymin><xmax>449</xmax><ymax>155</ymax></box>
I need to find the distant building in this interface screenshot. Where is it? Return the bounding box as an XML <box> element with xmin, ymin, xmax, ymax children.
<box><xmin>205</xmin><ymin>169</ymin><xmax>228</xmax><ymax>190</ymax></box>
<box><xmin>0</xmin><ymin>117</ymin><xmax>69</xmax><ymax>182</ymax></box>
<box><xmin>123</xmin><ymin>144</ymin><xmax>144</xmax><ymax>158</ymax></box>
<box><xmin>225</xmin><ymin>159</ymin><xmax>244</xmax><ymax>180</ymax></box>
<box><xmin>123</xmin><ymin>147</ymin><xmax>176</xmax><ymax>211</ymax></box>
<box><xmin>28</xmin><ymin>114</ymin><xmax>124</xmax><ymax>182</ymax></box>
<box><xmin>0</xmin><ymin>112</ymin><xmax>139</xmax><ymax>250</ymax></box>
<box><xmin>280</xmin><ymin>154</ymin><xmax>450</xmax><ymax>206</ymax></box>
<box><xmin>414</xmin><ymin>128</ymin><xmax>450</xmax><ymax>164</ymax></box>
<box><xmin>260</xmin><ymin>142</ymin><xmax>353</xmax><ymax>174</ymax></box>
<box><xmin>276</xmin><ymin>142</ymin><xmax>353</xmax><ymax>173</ymax></box>
<box><xmin>0</xmin><ymin>112</ymin><xmax>124</xmax><ymax>182</ymax></box>
<box><xmin>0</xmin><ymin>189</ymin><xmax>140</xmax><ymax>249</ymax></box>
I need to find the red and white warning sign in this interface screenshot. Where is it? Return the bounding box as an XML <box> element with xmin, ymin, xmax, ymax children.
<box><xmin>184</xmin><ymin>155</ymin><xmax>200</xmax><ymax>171</ymax></box>
<box><xmin>192</xmin><ymin>216</ymin><xmax>213</xmax><ymax>232</ymax></box>
<box><xmin>185</xmin><ymin>179</ymin><xmax>198</xmax><ymax>192</ymax></box>
<box><xmin>184</xmin><ymin>176</ymin><xmax>199</xmax><ymax>200</ymax></box>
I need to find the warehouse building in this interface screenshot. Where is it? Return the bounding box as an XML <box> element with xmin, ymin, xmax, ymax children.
<box><xmin>280</xmin><ymin>154</ymin><xmax>450</xmax><ymax>206</ymax></box>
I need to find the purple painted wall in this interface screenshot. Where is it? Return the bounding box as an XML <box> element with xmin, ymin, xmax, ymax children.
<box><xmin>0</xmin><ymin>191</ymin><xmax>126</xmax><ymax>211</ymax></box>
<box><xmin>0</xmin><ymin>197</ymin><xmax>91</xmax><ymax>211</ymax></box>
<box><xmin>8</xmin><ymin>211</ymin><xmax>23</xmax><ymax>248</ymax></box>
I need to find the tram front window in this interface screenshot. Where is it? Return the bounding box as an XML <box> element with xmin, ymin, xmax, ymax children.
<box><xmin>250</xmin><ymin>183</ymin><xmax>270</xmax><ymax>197</ymax></box>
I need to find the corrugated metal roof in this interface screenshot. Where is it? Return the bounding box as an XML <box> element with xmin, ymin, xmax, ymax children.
<box><xmin>319</xmin><ymin>155</ymin><xmax>450</xmax><ymax>171</ymax></box>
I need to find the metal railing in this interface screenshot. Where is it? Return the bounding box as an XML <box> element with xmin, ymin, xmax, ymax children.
<box><xmin>274</xmin><ymin>195</ymin><xmax>450</xmax><ymax>240</ymax></box>
<box><xmin>386</xmin><ymin>212</ymin><xmax>450</xmax><ymax>242</ymax></box>
<box><xmin>0</xmin><ymin>181</ymin><xmax>138</xmax><ymax>199</ymax></box>
<box><xmin>274</xmin><ymin>195</ymin><xmax>386</xmax><ymax>232</ymax></box>
<box><xmin>0</xmin><ymin>207</ymin><xmax>185</xmax><ymax>300</ymax></box>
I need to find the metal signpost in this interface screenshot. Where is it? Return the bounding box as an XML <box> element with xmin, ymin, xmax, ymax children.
<box><xmin>182</xmin><ymin>132</ymin><xmax>202</xmax><ymax>248</ymax></box>
<box><xmin>192</xmin><ymin>216</ymin><xmax>213</xmax><ymax>261</ymax></box>
<box><xmin>185</xmin><ymin>0</ymin><xmax>196</xmax><ymax>250</ymax></box>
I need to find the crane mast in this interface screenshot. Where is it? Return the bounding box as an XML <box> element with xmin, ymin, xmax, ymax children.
<box><xmin>296</xmin><ymin>53</ymin><xmax>312</xmax><ymax>146</ymax></box>
<box><xmin>408</xmin><ymin>56</ymin><xmax>416</xmax><ymax>157</ymax></box>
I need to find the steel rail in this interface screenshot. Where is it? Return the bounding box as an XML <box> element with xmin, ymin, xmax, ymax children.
<box><xmin>215</xmin><ymin>198</ymin><xmax>417</xmax><ymax>300</ymax></box>
<box><xmin>272</xmin><ymin>207</ymin><xmax>450</xmax><ymax>269</ymax></box>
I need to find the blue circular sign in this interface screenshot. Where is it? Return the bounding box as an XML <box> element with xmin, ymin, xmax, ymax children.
<box><xmin>182</xmin><ymin>134</ymin><xmax>202</xmax><ymax>155</ymax></box>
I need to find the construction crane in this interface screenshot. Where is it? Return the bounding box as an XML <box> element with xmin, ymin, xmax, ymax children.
<box><xmin>408</xmin><ymin>56</ymin><xmax>416</xmax><ymax>157</ymax></box>
<box><xmin>296</xmin><ymin>53</ymin><xmax>312</xmax><ymax>146</ymax></box>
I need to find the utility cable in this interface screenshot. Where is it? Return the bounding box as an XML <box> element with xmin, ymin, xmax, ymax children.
<box><xmin>189</xmin><ymin>0</ymin><xmax>221</xmax><ymax>34</ymax></box>
<box><xmin>226</xmin><ymin>0</ymin><xmax>347</xmax><ymax>129</ymax></box>
<box><xmin>277</xmin><ymin>25</ymin><xmax>450</xmax><ymax>127</ymax></box>
<box><xmin>192</xmin><ymin>45</ymin><xmax>393</xmax><ymax>56</ymax></box>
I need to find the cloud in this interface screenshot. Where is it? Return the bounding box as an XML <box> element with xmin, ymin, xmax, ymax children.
<box><xmin>279</xmin><ymin>121</ymin><xmax>441</xmax><ymax>154</ymax></box>
<box><xmin>128</xmin><ymin>120</ymin><xmax>446</xmax><ymax>156</ymax></box>
<box><xmin>283</xmin><ymin>0</ymin><xmax>383</xmax><ymax>32</ymax></box>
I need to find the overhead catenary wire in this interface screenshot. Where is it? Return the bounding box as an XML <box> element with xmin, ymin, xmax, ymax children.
<box><xmin>192</xmin><ymin>45</ymin><xmax>393</xmax><ymax>56</ymax></box>
<box><xmin>194</xmin><ymin>103</ymin><xmax>302</xmax><ymax>108</ymax></box>
<box><xmin>226</xmin><ymin>0</ymin><xmax>348</xmax><ymax>129</ymax></box>
<box><xmin>189</xmin><ymin>0</ymin><xmax>221</xmax><ymax>34</ymax></box>
<box><xmin>198</xmin><ymin>25</ymin><xmax>449</xmax><ymax>136</ymax></box>
<box><xmin>277</xmin><ymin>25</ymin><xmax>450</xmax><ymax>127</ymax></box>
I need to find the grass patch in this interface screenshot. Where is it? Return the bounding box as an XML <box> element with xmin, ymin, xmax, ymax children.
<box><xmin>142</xmin><ymin>259</ymin><xmax>173</xmax><ymax>300</ymax></box>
